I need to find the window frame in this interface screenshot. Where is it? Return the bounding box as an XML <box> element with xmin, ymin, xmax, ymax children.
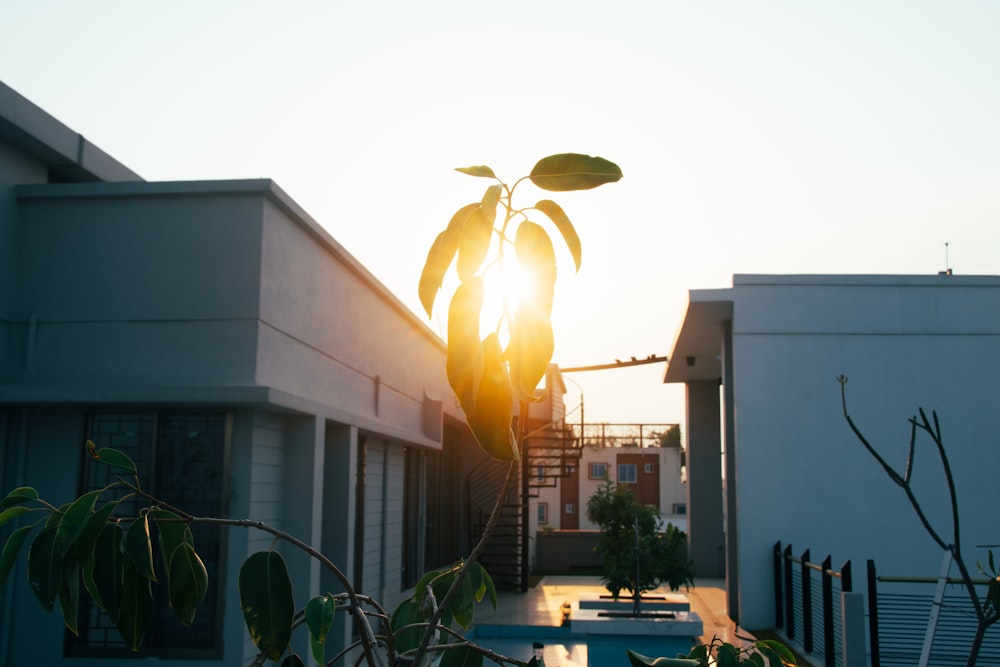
<box><xmin>537</xmin><ymin>502</ymin><xmax>548</xmax><ymax>524</ymax></box>
<box><xmin>618</xmin><ymin>463</ymin><xmax>637</xmax><ymax>484</ymax></box>
<box><xmin>588</xmin><ymin>462</ymin><xmax>608</xmax><ymax>480</ymax></box>
<box><xmin>66</xmin><ymin>410</ymin><xmax>232</xmax><ymax>660</ymax></box>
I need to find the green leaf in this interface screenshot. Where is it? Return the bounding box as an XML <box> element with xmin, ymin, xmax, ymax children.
<box><xmin>456</xmin><ymin>206</ymin><xmax>492</xmax><ymax>281</ymax></box>
<box><xmin>0</xmin><ymin>525</ymin><xmax>33</xmax><ymax>597</ymax></box>
<box><xmin>482</xmin><ymin>567</ymin><xmax>497</xmax><ymax>608</ymax></box>
<box><xmin>747</xmin><ymin>652</ymin><xmax>766</xmax><ymax>667</ymax></box>
<box><xmin>0</xmin><ymin>486</ymin><xmax>38</xmax><ymax>512</ymax></box>
<box><xmin>440</xmin><ymin>645</ymin><xmax>484</xmax><ymax>667</ymax></box>
<box><xmin>414</xmin><ymin>569</ymin><xmax>443</xmax><ymax>605</ymax></box>
<box><xmin>446</xmin><ymin>278</ymin><xmax>485</xmax><ymax>415</ymax></box>
<box><xmin>27</xmin><ymin>525</ymin><xmax>62</xmax><ymax>611</ymax></box>
<box><xmin>716</xmin><ymin>643</ymin><xmax>739</xmax><ymax>667</ymax></box>
<box><xmin>168</xmin><ymin>542</ymin><xmax>208</xmax><ymax>626</ymax></box>
<box><xmin>0</xmin><ymin>506</ymin><xmax>31</xmax><ymax>529</ymax></box>
<box><xmin>467</xmin><ymin>334</ymin><xmax>517</xmax><ymax>461</ymax></box>
<box><xmin>418</xmin><ymin>202</ymin><xmax>479</xmax><ymax>319</ymax></box>
<box><xmin>85</xmin><ymin>522</ymin><xmax>124</xmax><ymax>615</ymax></box>
<box><xmin>55</xmin><ymin>489</ymin><xmax>101</xmax><ymax>556</ymax></box>
<box><xmin>71</xmin><ymin>500</ymin><xmax>119</xmax><ymax>562</ymax></box>
<box><xmin>508</xmin><ymin>305</ymin><xmax>554</xmax><ymax>399</ymax></box>
<box><xmin>455</xmin><ymin>165</ymin><xmax>497</xmax><ymax>179</ymax></box>
<box><xmin>239</xmin><ymin>551</ymin><xmax>294</xmax><ymax>662</ymax></box>
<box><xmin>529</xmin><ymin>153</ymin><xmax>622</xmax><ymax>192</ymax></box>
<box><xmin>59</xmin><ymin>554</ymin><xmax>81</xmax><ymax>635</ymax></box>
<box><xmin>469</xmin><ymin>562</ymin><xmax>485</xmax><ymax>603</ymax></box>
<box><xmin>305</xmin><ymin>594</ymin><xmax>337</xmax><ymax>666</ymax></box>
<box><xmin>756</xmin><ymin>639</ymin><xmax>794</xmax><ymax>664</ymax></box>
<box><xmin>117</xmin><ymin>558</ymin><xmax>153</xmax><ymax>651</ymax></box>
<box><xmin>151</xmin><ymin>509</ymin><xmax>193</xmax><ymax>573</ymax></box>
<box><xmin>626</xmin><ymin>650</ymin><xmax>700</xmax><ymax>667</ymax></box>
<box><xmin>391</xmin><ymin>598</ymin><xmax>423</xmax><ymax>654</ymax></box>
<box><xmin>480</xmin><ymin>184</ymin><xmax>502</xmax><ymax>228</ymax></box>
<box><xmin>124</xmin><ymin>514</ymin><xmax>156</xmax><ymax>581</ymax></box>
<box><xmin>280</xmin><ymin>654</ymin><xmax>306</xmax><ymax>667</ymax></box>
<box><xmin>93</xmin><ymin>447</ymin><xmax>138</xmax><ymax>475</ymax></box>
<box><xmin>535</xmin><ymin>199</ymin><xmax>582</xmax><ymax>272</ymax></box>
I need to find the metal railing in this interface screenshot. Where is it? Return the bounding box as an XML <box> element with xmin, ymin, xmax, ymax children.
<box><xmin>773</xmin><ymin>542</ymin><xmax>852</xmax><ymax>667</ymax></box>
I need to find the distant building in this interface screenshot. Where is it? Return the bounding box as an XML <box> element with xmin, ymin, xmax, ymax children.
<box><xmin>664</xmin><ymin>274</ymin><xmax>1000</xmax><ymax>630</ymax></box>
<box><xmin>532</xmin><ymin>442</ymin><xmax>686</xmax><ymax>534</ymax></box>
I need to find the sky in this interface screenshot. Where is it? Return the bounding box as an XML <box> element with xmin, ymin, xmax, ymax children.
<box><xmin>2</xmin><ymin>1</ymin><xmax>998</xmax><ymax>427</ymax></box>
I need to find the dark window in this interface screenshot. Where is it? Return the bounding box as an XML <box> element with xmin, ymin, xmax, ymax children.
<box><xmin>588</xmin><ymin>462</ymin><xmax>607</xmax><ymax>479</ymax></box>
<box><xmin>618</xmin><ymin>463</ymin><xmax>637</xmax><ymax>484</ymax></box>
<box><xmin>67</xmin><ymin>412</ymin><xmax>229</xmax><ymax>659</ymax></box>
<box><xmin>537</xmin><ymin>503</ymin><xmax>548</xmax><ymax>524</ymax></box>
<box><xmin>644</xmin><ymin>463</ymin><xmax>654</xmax><ymax>473</ymax></box>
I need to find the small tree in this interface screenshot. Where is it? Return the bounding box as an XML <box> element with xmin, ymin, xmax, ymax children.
<box><xmin>586</xmin><ymin>479</ymin><xmax>692</xmax><ymax>610</ymax></box>
<box><xmin>838</xmin><ymin>375</ymin><xmax>1000</xmax><ymax>666</ymax></box>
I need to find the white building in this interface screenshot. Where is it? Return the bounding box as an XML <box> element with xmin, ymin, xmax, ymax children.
<box><xmin>0</xmin><ymin>80</ymin><xmax>490</xmax><ymax>666</ymax></box>
<box><xmin>664</xmin><ymin>274</ymin><xmax>1000</xmax><ymax>630</ymax></box>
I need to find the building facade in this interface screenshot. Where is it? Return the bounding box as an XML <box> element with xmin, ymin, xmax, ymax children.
<box><xmin>0</xmin><ymin>81</ymin><xmax>479</xmax><ymax>666</ymax></box>
<box><xmin>664</xmin><ymin>274</ymin><xmax>1000</xmax><ymax>630</ymax></box>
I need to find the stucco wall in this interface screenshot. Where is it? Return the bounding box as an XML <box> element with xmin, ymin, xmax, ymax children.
<box><xmin>729</xmin><ymin>275</ymin><xmax>1000</xmax><ymax>628</ymax></box>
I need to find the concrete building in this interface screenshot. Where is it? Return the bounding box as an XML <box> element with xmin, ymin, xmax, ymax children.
<box><xmin>0</xmin><ymin>80</ymin><xmax>489</xmax><ymax>666</ymax></box>
<box><xmin>664</xmin><ymin>274</ymin><xmax>1000</xmax><ymax>630</ymax></box>
<box><xmin>533</xmin><ymin>443</ymin><xmax>687</xmax><ymax>533</ymax></box>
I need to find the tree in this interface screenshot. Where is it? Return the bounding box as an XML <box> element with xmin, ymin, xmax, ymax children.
<box><xmin>838</xmin><ymin>375</ymin><xmax>1000</xmax><ymax>667</ymax></box>
<box><xmin>586</xmin><ymin>479</ymin><xmax>692</xmax><ymax>610</ymax></box>
<box><xmin>0</xmin><ymin>153</ymin><xmax>622</xmax><ymax>666</ymax></box>
<box><xmin>656</xmin><ymin>425</ymin><xmax>681</xmax><ymax>448</ymax></box>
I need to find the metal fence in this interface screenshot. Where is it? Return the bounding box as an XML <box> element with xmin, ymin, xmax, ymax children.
<box><xmin>866</xmin><ymin>560</ymin><xmax>1000</xmax><ymax>666</ymax></box>
<box><xmin>773</xmin><ymin>542</ymin><xmax>852</xmax><ymax>667</ymax></box>
<box><xmin>773</xmin><ymin>542</ymin><xmax>1000</xmax><ymax>666</ymax></box>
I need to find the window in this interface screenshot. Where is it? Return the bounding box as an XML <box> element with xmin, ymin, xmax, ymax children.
<box><xmin>68</xmin><ymin>412</ymin><xmax>229</xmax><ymax>659</ymax></box>
<box><xmin>537</xmin><ymin>502</ymin><xmax>548</xmax><ymax>524</ymax></box>
<box><xmin>564</xmin><ymin>503</ymin><xmax>575</xmax><ymax>515</ymax></box>
<box><xmin>618</xmin><ymin>463</ymin><xmax>637</xmax><ymax>484</ymax></box>
<box><xmin>588</xmin><ymin>462</ymin><xmax>608</xmax><ymax>479</ymax></box>
<box><xmin>673</xmin><ymin>503</ymin><xmax>687</xmax><ymax>515</ymax></box>
<box><xmin>644</xmin><ymin>463</ymin><xmax>654</xmax><ymax>474</ymax></box>
<box><xmin>565</xmin><ymin>464</ymin><xmax>575</xmax><ymax>476</ymax></box>
<box><xmin>536</xmin><ymin>465</ymin><xmax>546</xmax><ymax>481</ymax></box>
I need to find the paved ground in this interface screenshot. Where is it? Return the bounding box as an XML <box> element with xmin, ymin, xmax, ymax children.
<box><xmin>471</xmin><ymin>576</ymin><xmax>756</xmax><ymax>666</ymax></box>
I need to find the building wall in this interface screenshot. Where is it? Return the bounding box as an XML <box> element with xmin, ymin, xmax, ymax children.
<box><xmin>727</xmin><ymin>275</ymin><xmax>1000</xmax><ymax>628</ymax></box>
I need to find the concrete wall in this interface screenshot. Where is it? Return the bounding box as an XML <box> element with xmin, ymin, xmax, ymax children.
<box><xmin>727</xmin><ymin>275</ymin><xmax>1000</xmax><ymax>628</ymax></box>
<box><xmin>535</xmin><ymin>530</ymin><xmax>602</xmax><ymax>572</ymax></box>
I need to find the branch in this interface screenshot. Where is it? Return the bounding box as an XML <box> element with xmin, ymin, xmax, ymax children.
<box><xmin>837</xmin><ymin>377</ymin><xmax>949</xmax><ymax>551</ymax></box>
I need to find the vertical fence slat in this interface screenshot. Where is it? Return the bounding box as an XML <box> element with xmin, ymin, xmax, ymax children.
<box><xmin>774</xmin><ymin>541</ymin><xmax>784</xmax><ymax>629</ymax></box>
<box><xmin>802</xmin><ymin>548</ymin><xmax>813</xmax><ymax>654</ymax></box>
<box><xmin>822</xmin><ymin>554</ymin><xmax>835</xmax><ymax>667</ymax></box>
<box><xmin>785</xmin><ymin>544</ymin><xmax>795</xmax><ymax>640</ymax></box>
<box><xmin>842</xmin><ymin>560</ymin><xmax>852</xmax><ymax>593</ymax></box>
<box><xmin>867</xmin><ymin>559</ymin><xmax>881</xmax><ymax>667</ymax></box>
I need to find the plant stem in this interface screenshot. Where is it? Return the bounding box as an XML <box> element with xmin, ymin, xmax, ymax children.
<box><xmin>411</xmin><ymin>459</ymin><xmax>517</xmax><ymax>666</ymax></box>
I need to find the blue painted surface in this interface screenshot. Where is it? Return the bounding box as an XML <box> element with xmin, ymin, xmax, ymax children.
<box><xmin>470</xmin><ymin>625</ymin><xmax>695</xmax><ymax>667</ymax></box>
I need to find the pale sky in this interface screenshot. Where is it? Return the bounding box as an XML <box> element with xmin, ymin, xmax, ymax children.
<box><xmin>3</xmin><ymin>1</ymin><xmax>998</xmax><ymax>426</ymax></box>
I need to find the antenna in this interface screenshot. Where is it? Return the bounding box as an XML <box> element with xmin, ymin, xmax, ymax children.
<box><xmin>940</xmin><ymin>242</ymin><xmax>952</xmax><ymax>276</ymax></box>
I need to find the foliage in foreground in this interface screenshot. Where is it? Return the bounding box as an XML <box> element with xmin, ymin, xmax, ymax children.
<box><xmin>586</xmin><ymin>479</ymin><xmax>693</xmax><ymax>600</ymax></box>
<box><xmin>627</xmin><ymin>636</ymin><xmax>796</xmax><ymax>667</ymax></box>
<box><xmin>0</xmin><ymin>153</ymin><xmax>622</xmax><ymax>666</ymax></box>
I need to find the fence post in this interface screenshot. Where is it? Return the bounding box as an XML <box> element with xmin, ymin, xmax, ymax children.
<box><xmin>802</xmin><ymin>548</ymin><xmax>813</xmax><ymax>654</ymax></box>
<box><xmin>867</xmin><ymin>559</ymin><xmax>880</xmax><ymax>667</ymax></box>
<box><xmin>774</xmin><ymin>541</ymin><xmax>783</xmax><ymax>629</ymax></box>
<box><xmin>822</xmin><ymin>555</ymin><xmax>834</xmax><ymax>667</ymax></box>
<box><xmin>841</xmin><ymin>591</ymin><xmax>867</xmax><ymax>667</ymax></box>
<box><xmin>784</xmin><ymin>544</ymin><xmax>795</xmax><ymax>640</ymax></box>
